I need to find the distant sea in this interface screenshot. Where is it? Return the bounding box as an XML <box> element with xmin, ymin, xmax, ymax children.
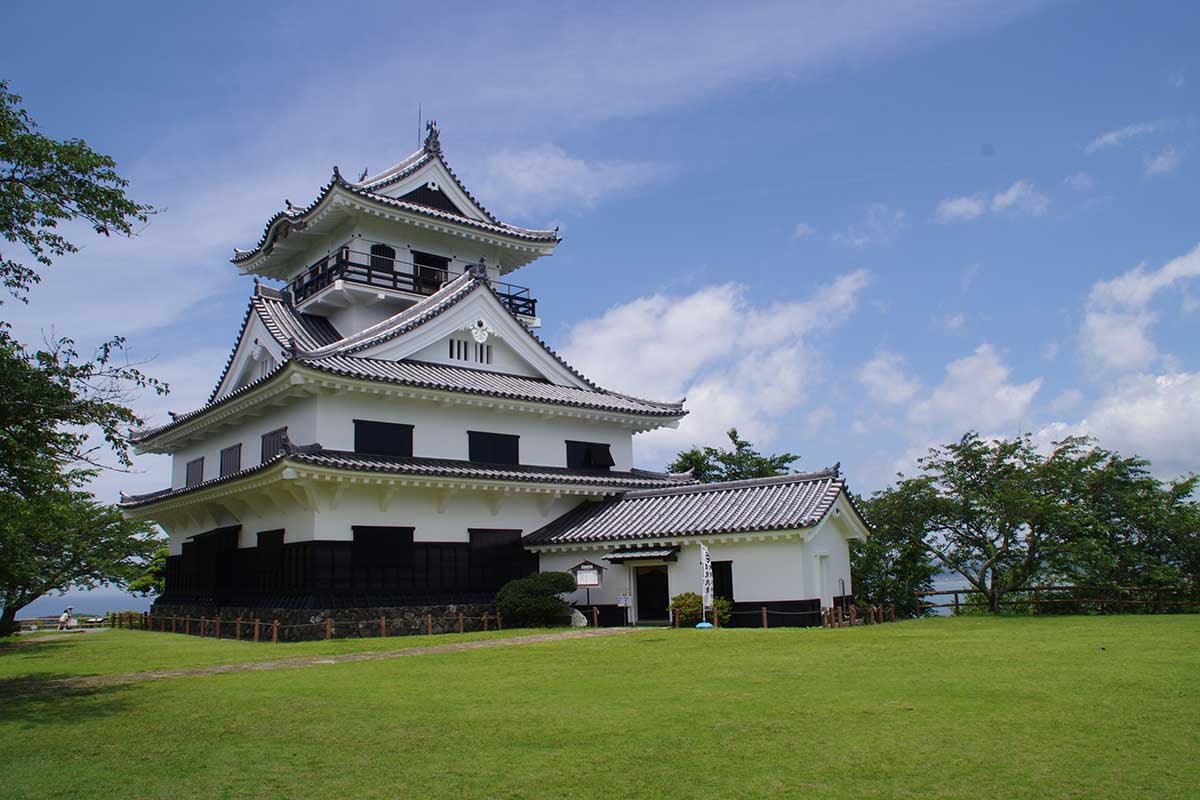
<box><xmin>18</xmin><ymin>587</ymin><xmax>153</xmax><ymax>619</ymax></box>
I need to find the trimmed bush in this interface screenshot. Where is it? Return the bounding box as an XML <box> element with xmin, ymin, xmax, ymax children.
<box><xmin>669</xmin><ymin>592</ymin><xmax>732</xmax><ymax>627</ymax></box>
<box><xmin>496</xmin><ymin>572</ymin><xmax>578</xmax><ymax>627</ymax></box>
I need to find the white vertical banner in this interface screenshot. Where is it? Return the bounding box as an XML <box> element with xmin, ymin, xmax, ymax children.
<box><xmin>700</xmin><ymin>542</ymin><xmax>714</xmax><ymax>618</ymax></box>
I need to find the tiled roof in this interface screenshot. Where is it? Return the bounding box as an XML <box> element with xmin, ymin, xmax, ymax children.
<box><xmin>232</xmin><ymin>148</ymin><xmax>558</xmax><ymax>265</ymax></box>
<box><xmin>524</xmin><ymin>468</ymin><xmax>852</xmax><ymax>545</ymax></box>
<box><xmin>302</xmin><ymin>357</ymin><xmax>685</xmax><ymax>416</ymax></box>
<box><xmin>207</xmin><ymin>283</ymin><xmax>342</xmax><ymax>403</ymax></box>
<box><xmin>132</xmin><ymin>273</ymin><xmax>685</xmax><ymax>445</ymax></box>
<box><xmin>118</xmin><ymin>449</ymin><xmax>695</xmax><ymax>509</ymax></box>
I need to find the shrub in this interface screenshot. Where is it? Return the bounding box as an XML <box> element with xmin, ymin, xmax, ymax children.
<box><xmin>496</xmin><ymin>572</ymin><xmax>577</xmax><ymax>627</ymax></box>
<box><xmin>669</xmin><ymin>592</ymin><xmax>732</xmax><ymax>627</ymax></box>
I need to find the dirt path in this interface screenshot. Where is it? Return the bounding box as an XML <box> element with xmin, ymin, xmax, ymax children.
<box><xmin>5</xmin><ymin>626</ymin><xmax>646</xmax><ymax>696</ymax></box>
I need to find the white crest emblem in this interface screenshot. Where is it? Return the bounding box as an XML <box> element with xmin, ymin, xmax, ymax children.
<box><xmin>466</xmin><ymin>318</ymin><xmax>497</xmax><ymax>343</ymax></box>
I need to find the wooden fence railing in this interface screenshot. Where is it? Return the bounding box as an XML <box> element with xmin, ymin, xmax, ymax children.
<box><xmin>915</xmin><ymin>585</ymin><xmax>1200</xmax><ymax>615</ymax></box>
<box><xmin>109</xmin><ymin>611</ymin><xmax>507</xmax><ymax>643</ymax></box>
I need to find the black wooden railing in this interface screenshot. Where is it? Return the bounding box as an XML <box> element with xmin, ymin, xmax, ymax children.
<box><xmin>286</xmin><ymin>246</ymin><xmax>536</xmax><ymax>317</ymax></box>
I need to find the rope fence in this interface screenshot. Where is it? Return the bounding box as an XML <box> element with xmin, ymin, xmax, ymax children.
<box><xmin>115</xmin><ymin>610</ymin><xmax>508</xmax><ymax>643</ymax></box>
<box><xmin>669</xmin><ymin>604</ymin><xmax>897</xmax><ymax>629</ymax></box>
<box><xmin>915</xmin><ymin>585</ymin><xmax>1200</xmax><ymax>616</ymax></box>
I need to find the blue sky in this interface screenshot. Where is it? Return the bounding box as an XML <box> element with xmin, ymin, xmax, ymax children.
<box><xmin>3</xmin><ymin>2</ymin><xmax>1199</xmax><ymax>611</ymax></box>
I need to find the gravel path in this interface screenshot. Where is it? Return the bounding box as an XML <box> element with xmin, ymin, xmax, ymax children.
<box><xmin>3</xmin><ymin>626</ymin><xmax>646</xmax><ymax>696</ymax></box>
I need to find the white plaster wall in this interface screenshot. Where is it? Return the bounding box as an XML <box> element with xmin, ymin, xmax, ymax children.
<box><xmin>164</xmin><ymin>502</ymin><xmax>318</xmax><ymax>555</ymax></box>
<box><xmin>534</xmin><ymin>525</ymin><xmax>856</xmax><ymax>619</ymax></box>
<box><xmin>313</xmin><ymin>392</ymin><xmax>635</xmax><ymax>470</ymax></box>
<box><xmin>168</xmin><ymin>397</ymin><xmax>318</xmax><ymax>488</ymax></box>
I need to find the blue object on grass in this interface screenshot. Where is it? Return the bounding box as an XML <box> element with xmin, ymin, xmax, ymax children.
<box><xmin>695</xmin><ymin>621</ymin><xmax>714</xmax><ymax>629</ymax></box>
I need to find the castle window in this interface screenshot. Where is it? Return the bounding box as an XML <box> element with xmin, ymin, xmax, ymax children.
<box><xmin>185</xmin><ymin>457</ymin><xmax>205</xmax><ymax>487</ymax></box>
<box><xmin>449</xmin><ymin>339</ymin><xmax>470</xmax><ymax>361</ymax></box>
<box><xmin>369</xmin><ymin>243</ymin><xmax>396</xmax><ymax>272</ymax></box>
<box><xmin>468</xmin><ymin>431</ymin><xmax>519</xmax><ymax>465</ymax></box>
<box><xmin>219</xmin><ymin>443</ymin><xmax>242</xmax><ymax>477</ymax></box>
<box><xmin>261</xmin><ymin>427</ymin><xmax>287</xmax><ymax>463</ymax></box>
<box><xmin>566</xmin><ymin>441</ymin><xmax>615</xmax><ymax>470</ymax></box>
<box><xmin>412</xmin><ymin>250</ymin><xmax>449</xmax><ymax>294</ymax></box>
<box><xmin>353</xmin><ymin>420</ymin><xmax>414</xmax><ymax>458</ymax></box>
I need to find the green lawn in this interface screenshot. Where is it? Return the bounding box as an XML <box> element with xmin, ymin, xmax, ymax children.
<box><xmin>0</xmin><ymin>627</ymin><xmax>555</xmax><ymax>679</ymax></box>
<box><xmin>1</xmin><ymin>616</ymin><xmax>1197</xmax><ymax>799</ymax></box>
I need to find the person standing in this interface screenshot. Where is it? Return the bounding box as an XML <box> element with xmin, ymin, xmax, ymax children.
<box><xmin>57</xmin><ymin>609</ymin><xmax>69</xmax><ymax>630</ymax></box>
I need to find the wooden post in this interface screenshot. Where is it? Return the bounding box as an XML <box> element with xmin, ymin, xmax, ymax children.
<box><xmin>380</xmin><ymin>616</ymin><xmax>387</xmax><ymax>637</ymax></box>
<box><xmin>272</xmin><ymin>619</ymin><xmax>279</xmax><ymax>643</ymax></box>
<box><xmin>200</xmin><ymin>615</ymin><xmax>207</xmax><ymax>637</ymax></box>
<box><xmin>953</xmin><ymin>591</ymin><xmax>961</xmax><ymax>615</ymax></box>
<box><xmin>496</xmin><ymin>613</ymin><xmax>502</xmax><ymax>630</ymax></box>
<box><xmin>236</xmin><ymin>617</ymin><xmax>242</xmax><ymax>641</ymax></box>
<box><xmin>713</xmin><ymin>607</ymin><xmax>719</xmax><ymax>629</ymax></box>
<box><xmin>253</xmin><ymin>619</ymin><xmax>260</xmax><ymax>642</ymax></box>
<box><xmin>325</xmin><ymin>618</ymin><xmax>332</xmax><ymax>640</ymax></box>
<box><xmin>172</xmin><ymin>616</ymin><xmax>177</xmax><ymax>634</ymax></box>
<box><xmin>483</xmin><ymin>612</ymin><xmax>490</xmax><ymax>632</ymax></box>
<box><xmin>457</xmin><ymin>612</ymin><xmax>464</xmax><ymax>633</ymax></box>
<box><xmin>185</xmin><ymin>617</ymin><xmax>190</xmax><ymax>636</ymax></box>
<box><xmin>1155</xmin><ymin>587</ymin><xmax>1165</xmax><ymax>614</ymax></box>
<box><xmin>425</xmin><ymin>613</ymin><xmax>433</xmax><ymax>635</ymax></box>
<box><xmin>849</xmin><ymin>606</ymin><xmax>857</xmax><ymax>626</ymax></box>
<box><xmin>1033</xmin><ymin>587</ymin><xmax>1040</xmax><ymax>615</ymax></box>
<box><xmin>761</xmin><ymin>606</ymin><xmax>768</xmax><ymax>629</ymax></box>
<box><xmin>592</xmin><ymin>606</ymin><xmax>599</xmax><ymax>628</ymax></box>
<box><xmin>889</xmin><ymin>604</ymin><xmax>896</xmax><ymax>622</ymax></box>
<box><xmin>215</xmin><ymin>618</ymin><xmax>222</xmax><ymax>639</ymax></box>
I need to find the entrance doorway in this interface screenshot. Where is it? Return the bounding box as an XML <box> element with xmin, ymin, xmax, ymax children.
<box><xmin>635</xmin><ymin>565</ymin><xmax>670</xmax><ymax>622</ymax></box>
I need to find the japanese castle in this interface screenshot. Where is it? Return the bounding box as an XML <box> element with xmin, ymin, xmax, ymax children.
<box><xmin>122</xmin><ymin>124</ymin><xmax>869</xmax><ymax>631</ymax></box>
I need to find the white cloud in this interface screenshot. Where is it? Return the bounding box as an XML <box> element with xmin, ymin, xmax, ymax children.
<box><xmin>909</xmin><ymin>344</ymin><xmax>1042</xmax><ymax>433</ymax></box>
<box><xmin>1038</xmin><ymin>373</ymin><xmax>1200</xmax><ymax>478</ymax></box>
<box><xmin>1064</xmin><ymin>171</ymin><xmax>1094</xmax><ymax>190</ymax></box>
<box><xmin>960</xmin><ymin>263</ymin><xmax>980</xmax><ymax>293</ymax></box>
<box><xmin>1169</xmin><ymin>71</ymin><xmax>1185</xmax><ymax>89</ymax></box>
<box><xmin>1042</xmin><ymin>341</ymin><xmax>1060</xmax><ymax>361</ymax></box>
<box><xmin>935</xmin><ymin>194</ymin><xmax>986</xmax><ymax>222</ymax></box>
<box><xmin>858</xmin><ymin>352</ymin><xmax>921</xmax><ymax>406</ymax></box>
<box><xmin>793</xmin><ymin>222</ymin><xmax>816</xmax><ymax>239</ymax></box>
<box><xmin>931</xmin><ymin>311</ymin><xmax>967</xmax><ymax>332</ymax></box>
<box><xmin>1144</xmin><ymin>146</ymin><xmax>1182</xmax><ymax>177</ymax></box>
<box><xmin>1084</xmin><ymin>120</ymin><xmax>1167</xmax><ymax>154</ymax></box>
<box><xmin>991</xmin><ymin>180</ymin><xmax>1049</xmax><ymax>215</ymax></box>
<box><xmin>1081</xmin><ymin>243</ymin><xmax>1200</xmax><ymax>374</ymax></box>
<box><xmin>560</xmin><ymin>270</ymin><xmax>870</xmax><ymax>463</ymax></box>
<box><xmin>480</xmin><ymin>144</ymin><xmax>664</xmax><ymax>217</ymax></box>
<box><xmin>1049</xmin><ymin>388</ymin><xmax>1083</xmax><ymax>413</ymax></box>
<box><xmin>833</xmin><ymin>203</ymin><xmax>905</xmax><ymax>248</ymax></box>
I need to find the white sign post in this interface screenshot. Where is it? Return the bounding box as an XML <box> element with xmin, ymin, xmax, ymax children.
<box><xmin>699</xmin><ymin>543</ymin><xmax>714</xmax><ymax>628</ymax></box>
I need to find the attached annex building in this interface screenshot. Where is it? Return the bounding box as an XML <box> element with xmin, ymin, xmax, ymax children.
<box><xmin>122</xmin><ymin>124</ymin><xmax>869</xmax><ymax>629</ymax></box>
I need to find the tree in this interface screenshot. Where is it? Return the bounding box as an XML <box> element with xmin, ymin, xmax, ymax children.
<box><xmin>129</xmin><ymin>544</ymin><xmax>169</xmax><ymax>596</ymax></box>
<box><xmin>885</xmin><ymin>432</ymin><xmax>1200</xmax><ymax>613</ymax></box>
<box><xmin>0</xmin><ymin>485</ymin><xmax>159</xmax><ymax>634</ymax></box>
<box><xmin>852</xmin><ymin>488</ymin><xmax>940</xmax><ymax>618</ymax></box>
<box><xmin>0</xmin><ymin>80</ymin><xmax>167</xmax><ymax>632</ymax></box>
<box><xmin>1</xmin><ymin>79</ymin><xmax>153</xmax><ymax>301</ymax></box>
<box><xmin>495</xmin><ymin>572</ymin><xmax>578</xmax><ymax>627</ymax></box>
<box><xmin>668</xmin><ymin>428</ymin><xmax>799</xmax><ymax>483</ymax></box>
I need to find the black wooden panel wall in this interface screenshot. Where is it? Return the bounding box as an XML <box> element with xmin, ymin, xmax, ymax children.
<box><xmin>160</xmin><ymin>525</ymin><xmax>538</xmax><ymax>608</ymax></box>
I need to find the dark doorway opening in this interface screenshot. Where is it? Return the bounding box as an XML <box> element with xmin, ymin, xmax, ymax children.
<box><xmin>635</xmin><ymin>565</ymin><xmax>670</xmax><ymax>622</ymax></box>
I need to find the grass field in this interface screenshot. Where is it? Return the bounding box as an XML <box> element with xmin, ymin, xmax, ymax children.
<box><xmin>1</xmin><ymin>616</ymin><xmax>1197</xmax><ymax>799</ymax></box>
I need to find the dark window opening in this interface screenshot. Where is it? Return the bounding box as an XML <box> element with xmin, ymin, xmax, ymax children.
<box><xmin>468</xmin><ymin>431</ymin><xmax>519</xmax><ymax>465</ymax></box>
<box><xmin>353</xmin><ymin>420</ymin><xmax>414</xmax><ymax>458</ymax></box>
<box><xmin>352</xmin><ymin>526</ymin><xmax>415</xmax><ymax>569</ymax></box>
<box><xmin>185</xmin><ymin>457</ymin><xmax>204</xmax><ymax>487</ymax></box>
<box><xmin>256</xmin><ymin>529</ymin><xmax>284</xmax><ymax>571</ymax></box>
<box><xmin>412</xmin><ymin>250</ymin><xmax>449</xmax><ymax>294</ymax></box>
<box><xmin>713</xmin><ymin>560</ymin><xmax>734</xmax><ymax>602</ymax></box>
<box><xmin>369</xmin><ymin>243</ymin><xmax>396</xmax><ymax>272</ymax></box>
<box><xmin>566</xmin><ymin>441</ymin><xmax>616</xmax><ymax>470</ymax></box>
<box><xmin>219</xmin><ymin>443</ymin><xmax>242</xmax><ymax>477</ymax></box>
<box><xmin>261</xmin><ymin>427</ymin><xmax>287</xmax><ymax>463</ymax></box>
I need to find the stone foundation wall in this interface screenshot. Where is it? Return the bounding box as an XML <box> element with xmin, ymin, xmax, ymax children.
<box><xmin>151</xmin><ymin>602</ymin><xmax>496</xmax><ymax>642</ymax></box>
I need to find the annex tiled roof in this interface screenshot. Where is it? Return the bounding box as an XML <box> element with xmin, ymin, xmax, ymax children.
<box><xmin>524</xmin><ymin>468</ymin><xmax>852</xmax><ymax>545</ymax></box>
<box><xmin>118</xmin><ymin>449</ymin><xmax>696</xmax><ymax>509</ymax></box>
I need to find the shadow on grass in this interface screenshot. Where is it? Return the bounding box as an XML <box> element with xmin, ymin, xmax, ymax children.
<box><xmin>0</xmin><ymin>672</ymin><xmax>138</xmax><ymax>726</ymax></box>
